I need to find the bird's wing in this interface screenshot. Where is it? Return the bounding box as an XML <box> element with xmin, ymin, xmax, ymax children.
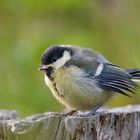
<box><xmin>79</xmin><ymin>48</ymin><xmax>139</xmax><ymax>95</ymax></box>
<box><xmin>66</xmin><ymin>56</ymin><xmax>138</xmax><ymax>96</ymax></box>
<box><xmin>95</xmin><ymin>63</ymin><xmax>139</xmax><ymax>96</ymax></box>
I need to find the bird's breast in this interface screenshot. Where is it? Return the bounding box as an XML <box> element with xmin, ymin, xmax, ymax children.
<box><xmin>52</xmin><ymin>66</ymin><xmax>111</xmax><ymax>111</ymax></box>
<box><xmin>44</xmin><ymin>73</ymin><xmax>65</xmax><ymax>101</ymax></box>
<box><xmin>44</xmin><ymin>66</ymin><xmax>112</xmax><ymax>111</ymax></box>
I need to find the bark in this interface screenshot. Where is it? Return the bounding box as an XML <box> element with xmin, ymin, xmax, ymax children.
<box><xmin>0</xmin><ymin>105</ymin><xmax>140</xmax><ymax>140</ymax></box>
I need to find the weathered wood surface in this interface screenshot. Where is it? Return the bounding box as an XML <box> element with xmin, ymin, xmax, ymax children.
<box><xmin>0</xmin><ymin>105</ymin><xmax>140</xmax><ymax>140</ymax></box>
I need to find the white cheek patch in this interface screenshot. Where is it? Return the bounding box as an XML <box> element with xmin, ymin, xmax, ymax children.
<box><xmin>53</xmin><ymin>51</ymin><xmax>71</xmax><ymax>70</ymax></box>
<box><xmin>95</xmin><ymin>63</ymin><xmax>104</xmax><ymax>77</ymax></box>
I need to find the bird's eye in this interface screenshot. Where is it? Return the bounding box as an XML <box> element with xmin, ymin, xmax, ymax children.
<box><xmin>51</xmin><ymin>56</ymin><xmax>58</xmax><ymax>63</ymax></box>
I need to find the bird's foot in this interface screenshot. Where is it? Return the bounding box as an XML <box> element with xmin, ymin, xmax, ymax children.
<box><xmin>75</xmin><ymin>104</ymin><xmax>102</xmax><ymax>117</ymax></box>
<box><xmin>87</xmin><ymin>104</ymin><xmax>102</xmax><ymax>116</ymax></box>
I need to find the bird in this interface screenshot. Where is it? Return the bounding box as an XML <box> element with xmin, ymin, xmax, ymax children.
<box><xmin>39</xmin><ymin>45</ymin><xmax>140</xmax><ymax>115</ymax></box>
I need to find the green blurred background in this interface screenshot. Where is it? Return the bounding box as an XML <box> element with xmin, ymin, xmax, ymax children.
<box><xmin>0</xmin><ymin>0</ymin><xmax>140</xmax><ymax>117</ymax></box>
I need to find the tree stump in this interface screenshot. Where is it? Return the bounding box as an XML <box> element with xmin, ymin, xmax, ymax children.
<box><xmin>0</xmin><ymin>105</ymin><xmax>140</xmax><ymax>140</ymax></box>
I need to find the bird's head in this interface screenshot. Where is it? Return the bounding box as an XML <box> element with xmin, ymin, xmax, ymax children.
<box><xmin>38</xmin><ymin>45</ymin><xmax>73</xmax><ymax>78</ymax></box>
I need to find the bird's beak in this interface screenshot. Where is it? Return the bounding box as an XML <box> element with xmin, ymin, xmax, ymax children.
<box><xmin>38</xmin><ymin>64</ymin><xmax>53</xmax><ymax>71</ymax></box>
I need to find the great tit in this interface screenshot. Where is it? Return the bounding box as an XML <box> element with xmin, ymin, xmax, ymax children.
<box><xmin>39</xmin><ymin>45</ymin><xmax>140</xmax><ymax>115</ymax></box>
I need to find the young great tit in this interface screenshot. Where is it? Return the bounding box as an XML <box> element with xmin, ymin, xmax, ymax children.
<box><xmin>39</xmin><ymin>45</ymin><xmax>140</xmax><ymax>115</ymax></box>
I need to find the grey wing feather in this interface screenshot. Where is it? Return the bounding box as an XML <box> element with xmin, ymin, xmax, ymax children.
<box><xmin>96</xmin><ymin>64</ymin><xmax>139</xmax><ymax>96</ymax></box>
<box><xmin>67</xmin><ymin>46</ymin><xmax>139</xmax><ymax>96</ymax></box>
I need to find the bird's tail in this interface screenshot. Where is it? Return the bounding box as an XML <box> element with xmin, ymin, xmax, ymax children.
<box><xmin>127</xmin><ymin>68</ymin><xmax>140</xmax><ymax>82</ymax></box>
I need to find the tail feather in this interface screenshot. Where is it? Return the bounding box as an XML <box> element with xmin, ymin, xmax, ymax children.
<box><xmin>127</xmin><ymin>69</ymin><xmax>140</xmax><ymax>82</ymax></box>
